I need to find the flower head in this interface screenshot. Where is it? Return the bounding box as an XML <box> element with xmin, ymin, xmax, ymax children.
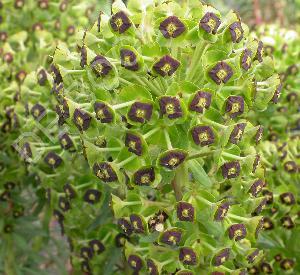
<box><xmin>83</xmin><ymin>189</ymin><xmax>101</xmax><ymax>204</ymax></box>
<box><xmin>221</xmin><ymin>161</ymin><xmax>240</xmax><ymax>179</ymax></box>
<box><xmin>73</xmin><ymin>108</ymin><xmax>92</xmax><ymax>131</ymax></box>
<box><xmin>58</xmin><ymin>196</ymin><xmax>71</xmax><ymax>212</ymax></box>
<box><xmin>37</xmin><ymin>69</ymin><xmax>47</xmax><ymax>86</ymax></box>
<box><xmin>281</xmin><ymin>216</ymin><xmax>294</xmax><ymax>229</ymax></box>
<box><xmin>94</xmin><ymin>102</ymin><xmax>114</xmax><ymax>123</ymax></box>
<box><xmin>89</xmin><ymin>240</ymin><xmax>105</xmax><ymax>255</ymax></box>
<box><xmin>127</xmin><ymin>102</ymin><xmax>153</xmax><ymax>123</ymax></box>
<box><xmin>260</xmin><ymin>262</ymin><xmax>273</xmax><ymax>274</ymax></box>
<box><xmin>200</xmin><ymin>12</ymin><xmax>221</xmax><ymax>34</ymax></box>
<box><xmin>263</xmin><ymin>217</ymin><xmax>274</xmax><ymax>230</ymax></box>
<box><xmin>115</xmin><ymin>233</ymin><xmax>129</xmax><ymax>247</ymax></box>
<box><xmin>159</xmin><ymin>96</ymin><xmax>183</xmax><ymax>119</ymax></box>
<box><xmin>179</xmin><ymin>247</ymin><xmax>197</xmax><ymax>265</ymax></box>
<box><xmin>255</xmin><ymin>41</ymin><xmax>264</xmax><ymax>63</ymax></box>
<box><xmin>189</xmin><ymin>91</ymin><xmax>212</xmax><ymax>113</ymax></box>
<box><xmin>159</xmin><ymin>16</ymin><xmax>186</xmax><ymax>38</ymax></box>
<box><xmin>230</xmin><ymin>123</ymin><xmax>246</xmax><ymax>144</ymax></box>
<box><xmin>110</xmin><ymin>11</ymin><xmax>132</xmax><ymax>34</ymax></box>
<box><xmin>93</xmin><ymin>162</ymin><xmax>118</xmax><ymax>182</ymax></box>
<box><xmin>213</xmin><ymin>248</ymin><xmax>230</xmax><ymax>266</ymax></box>
<box><xmin>279</xmin><ymin>192</ymin><xmax>296</xmax><ymax>205</ymax></box>
<box><xmin>214</xmin><ymin>201</ymin><xmax>230</xmax><ymax>221</ymax></box>
<box><xmin>120</xmin><ymin>49</ymin><xmax>139</xmax><ymax>71</ymax></box>
<box><xmin>130</xmin><ymin>214</ymin><xmax>145</xmax><ymax>234</ymax></box>
<box><xmin>271</xmin><ymin>82</ymin><xmax>282</xmax><ymax>103</ymax></box>
<box><xmin>284</xmin><ymin>161</ymin><xmax>297</xmax><ymax>173</ymax></box>
<box><xmin>31</xmin><ymin>103</ymin><xmax>46</xmax><ymax>120</ymax></box>
<box><xmin>160</xmin><ymin>229</ymin><xmax>182</xmax><ymax>246</ymax></box>
<box><xmin>225</xmin><ymin>96</ymin><xmax>244</xmax><ymax>118</ymax></box>
<box><xmin>125</xmin><ymin>132</ymin><xmax>143</xmax><ymax>156</ymax></box>
<box><xmin>228</xmin><ymin>223</ymin><xmax>247</xmax><ymax>241</ymax></box>
<box><xmin>44</xmin><ymin>152</ymin><xmax>63</xmax><ymax>168</ymax></box>
<box><xmin>177</xmin><ymin>201</ymin><xmax>195</xmax><ymax>222</ymax></box>
<box><xmin>63</xmin><ymin>183</ymin><xmax>76</xmax><ymax>199</ymax></box>
<box><xmin>229</xmin><ymin>22</ymin><xmax>244</xmax><ymax>43</ymax></box>
<box><xmin>240</xmin><ymin>49</ymin><xmax>252</xmax><ymax>70</ymax></box>
<box><xmin>56</xmin><ymin>99</ymin><xmax>70</xmax><ymax>125</ymax></box>
<box><xmin>153</xmin><ymin>55</ymin><xmax>180</xmax><ymax>77</ymax></box>
<box><xmin>133</xmin><ymin>166</ymin><xmax>155</xmax><ymax>186</ymax></box>
<box><xmin>118</xmin><ymin>218</ymin><xmax>133</xmax><ymax>236</ymax></box>
<box><xmin>247</xmin><ymin>249</ymin><xmax>260</xmax><ymax>264</ymax></box>
<box><xmin>147</xmin><ymin>259</ymin><xmax>159</xmax><ymax>275</ymax></box>
<box><xmin>91</xmin><ymin>55</ymin><xmax>112</xmax><ymax>77</ymax></box>
<box><xmin>59</xmin><ymin>133</ymin><xmax>74</xmax><ymax>150</ymax></box>
<box><xmin>159</xmin><ymin>150</ymin><xmax>187</xmax><ymax>170</ymax></box>
<box><xmin>209</xmin><ymin>61</ymin><xmax>233</xmax><ymax>84</ymax></box>
<box><xmin>280</xmin><ymin>259</ymin><xmax>294</xmax><ymax>270</ymax></box>
<box><xmin>249</xmin><ymin>179</ymin><xmax>265</xmax><ymax>197</ymax></box>
<box><xmin>252</xmin><ymin>154</ymin><xmax>261</xmax><ymax>173</ymax></box>
<box><xmin>128</xmin><ymin>254</ymin><xmax>143</xmax><ymax>271</ymax></box>
<box><xmin>190</xmin><ymin>125</ymin><xmax>215</xmax><ymax>146</ymax></box>
<box><xmin>80</xmin><ymin>45</ymin><xmax>87</xmax><ymax>68</ymax></box>
<box><xmin>80</xmin><ymin>246</ymin><xmax>93</xmax><ymax>260</ymax></box>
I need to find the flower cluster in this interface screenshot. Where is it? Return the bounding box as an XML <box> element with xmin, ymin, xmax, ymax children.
<box><xmin>45</xmin><ymin>0</ymin><xmax>283</xmax><ymax>273</ymax></box>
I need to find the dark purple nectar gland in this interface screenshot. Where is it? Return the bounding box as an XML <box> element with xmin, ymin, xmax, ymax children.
<box><xmin>159</xmin><ymin>150</ymin><xmax>187</xmax><ymax>170</ymax></box>
<box><xmin>93</xmin><ymin>162</ymin><xmax>118</xmax><ymax>182</ymax></box>
<box><xmin>16</xmin><ymin>70</ymin><xmax>26</xmax><ymax>83</ymax></box>
<box><xmin>279</xmin><ymin>192</ymin><xmax>296</xmax><ymax>206</ymax></box>
<box><xmin>214</xmin><ymin>201</ymin><xmax>230</xmax><ymax>221</ymax></box>
<box><xmin>271</xmin><ymin>82</ymin><xmax>282</xmax><ymax>103</ymax></box>
<box><xmin>262</xmin><ymin>190</ymin><xmax>273</xmax><ymax>204</ymax></box>
<box><xmin>284</xmin><ymin>161</ymin><xmax>298</xmax><ymax>173</ymax></box>
<box><xmin>50</xmin><ymin>64</ymin><xmax>63</xmax><ymax>84</ymax></box>
<box><xmin>221</xmin><ymin>161</ymin><xmax>240</xmax><ymax>179</ymax></box>
<box><xmin>209</xmin><ymin>61</ymin><xmax>233</xmax><ymax>85</ymax></box>
<box><xmin>177</xmin><ymin>202</ymin><xmax>195</xmax><ymax>222</ymax></box>
<box><xmin>37</xmin><ymin>69</ymin><xmax>47</xmax><ymax>86</ymax></box>
<box><xmin>83</xmin><ymin>189</ymin><xmax>101</xmax><ymax>204</ymax></box>
<box><xmin>160</xmin><ymin>229</ymin><xmax>182</xmax><ymax>246</ymax></box>
<box><xmin>255</xmin><ymin>218</ymin><xmax>264</xmax><ymax>238</ymax></box>
<box><xmin>147</xmin><ymin>259</ymin><xmax>159</xmax><ymax>275</ymax></box>
<box><xmin>14</xmin><ymin>0</ymin><xmax>24</xmax><ymax>9</ymax></box>
<box><xmin>120</xmin><ymin>49</ymin><xmax>139</xmax><ymax>71</ymax></box>
<box><xmin>130</xmin><ymin>214</ymin><xmax>145</xmax><ymax>234</ymax></box>
<box><xmin>252</xmin><ymin>198</ymin><xmax>267</xmax><ymax>216</ymax></box>
<box><xmin>281</xmin><ymin>216</ymin><xmax>294</xmax><ymax>229</ymax></box>
<box><xmin>38</xmin><ymin>0</ymin><xmax>48</xmax><ymax>9</ymax></box>
<box><xmin>263</xmin><ymin>217</ymin><xmax>274</xmax><ymax>230</ymax></box>
<box><xmin>73</xmin><ymin>108</ymin><xmax>92</xmax><ymax>131</ymax></box>
<box><xmin>133</xmin><ymin>167</ymin><xmax>155</xmax><ymax>186</ymax></box>
<box><xmin>80</xmin><ymin>45</ymin><xmax>87</xmax><ymax>68</ymax></box>
<box><xmin>200</xmin><ymin>12</ymin><xmax>221</xmax><ymax>34</ymax></box>
<box><xmin>125</xmin><ymin>132</ymin><xmax>143</xmax><ymax>156</ymax></box>
<box><xmin>247</xmin><ymin>249</ymin><xmax>260</xmax><ymax>264</ymax></box>
<box><xmin>255</xmin><ymin>41</ymin><xmax>264</xmax><ymax>63</ymax></box>
<box><xmin>252</xmin><ymin>154</ymin><xmax>261</xmax><ymax>173</ymax></box>
<box><xmin>63</xmin><ymin>183</ymin><xmax>76</xmax><ymax>199</ymax></box>
<box><xmin>81</xmin><ymin>261</ymin><xmax>91</xmax><ymax>274</ymax></box>
<box><xmin>110</xmin><ymin>11</ymin><xmax>132</xmax><ymax>34</ymax></box>
<box><xmin>255</xmin><ymin>126</ymin><xmax>263</xmax><ymax>144</ymax></box>
<box><xmin>3</xmin><ymin>52</ymin><xmax>13</xmax><ymax>64</ymax></box>
<box><xmin>118</xmin><ymin>218</ymin><xmax>133</xmax><ymax>236</ymax></box>
<box><xmin>280</xmin><ymin>259</ymin><xmax>295</xmax><ymax>271</ymax></box>
<box><xmin>31</xmin><ymin>103</ymin><xmax>46</xmax><ymax>120</ymax></box>
<box><xmin>89</xmin><ymin>240</ymin><xmax>105</xmax><ymax>255</ymax></box>
<box><xmin>260</xmin><ymin>262</ymin><xmax>273</xmax><ymax>274</ymax></box>
<box><xmin>225</xmin><ymin>96</ymin><xmax>244</xmax><ymax>118</ymax></box>
<box><xmin>56</xmin><ymin>99</ymin><xmax>70</xmax><ymax>125</ymax></box>
<box><xmin>94</xmin><ymin>102</ymin><xmax>114</xmax><ymax>123</ymax></box>
<box><xmin>59</xmin><ymin>133</ymin><xmax>74</xmax><ymax>150</ymax></box>
<box><xmin>159</xmin><ymin>96</ymin><xmax>183</xmax><ymax>119</ymax></box>
<box><xmin>80</xmin><ymin>246</ymin><xmax>93</xmax><ymax>260</ymax></box>
<box><xmin>20</xmin><ymin>142</ymin><xmax>32</xmax><ymax>161</ymax></box>
<box><xmin>153</xmin><ymin>55</ymin><xmax>180</xmax><ymax>77</ymax></box>
<box><xmin>44</xmin><ymin>152</ymin><xmax>63</xmax><ymax>169</ymax></box>
<box><xmin>58</xmin><ymin>196</ymin><xmax>71</xmax><ymax>212</ymax></box>
<box><xmin>189</xmin><ymin>91</ymin><xmax>212</xmax><ymax>113</ymax></box>
<box><xmin>115</xmin><ymin>233</ymin><xmax>129</xmax><ymax>247</ymax></box>
<box><xmin>191</xmin><ymin>125</ymin><xmax>215</xmax><ymax>146</ymax></box>
<box><xmin>91</xmin><ymin>55</ymin><xmax>112</xmax><ymax>77</ymax></box>
<box><xmin>213</xmin><ymin>248</ymin><xmax>230</xmax><ymax>266</ymax></box>
<box><xmin>230</xmin><ymin>123</ymin><xmax>246</xmax><ymax>144</ymax></box>
<box><xmin>53</xmin><ymin>209</ymin><xmax>64</xmax><ymax>224</ymax></box>
<box><xmin>0</xmin><ymin>31</ymin><xmax>8</xmax><ymax>42</ymax></box>
<box><xmin>159</xmin><ymin>16</ymin><xmax>186</xmax><ymax>39</ymax></box>
<box><xmin>66</xmin><ymin>25</ymin><xmax>75</xmax><ymax>36</ymax></box>
<box><xmin>128</xmin><ymin>101</ymin><xmax>153</xmax><ymax>123</ymax></box>
<box><xmin>240</xmin><ymin>49</ymin><xmax>252</xmax><ymax>71</ymax></box>
<box><xmin>179</xmin><ymin>247</ymin><xmax>197</xmax><ymax>265</ymax></box>
<box><xmin>229</xmin><ymin>21</ymin><xmax>244</xmax><ymax>43</ymax></box>
<box><xmin>249</xmin><ymin>179</ymin><xmax>265</xmax><ymax>197</ymax></box>
<box><xmin>228</xmin><ymin>224</ymin><xmax>247</xmax><ymax>241</ymax></box>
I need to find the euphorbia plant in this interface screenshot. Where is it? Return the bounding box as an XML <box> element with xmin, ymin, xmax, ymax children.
<box><xmin>44</xmin><ymin>0</ymin><xmax>286</xmax><ymax>273</ymax></box>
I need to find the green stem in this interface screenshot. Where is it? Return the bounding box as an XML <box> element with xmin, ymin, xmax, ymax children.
<box><xmin>227</xmin><ymin>213</ymin><xmax>250</xmax><ymax>222</ymax></box>
<box><xmin>164</xmin><ymin>129</ymin><xmax>172</xmax><ymax>150</ymax></box>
